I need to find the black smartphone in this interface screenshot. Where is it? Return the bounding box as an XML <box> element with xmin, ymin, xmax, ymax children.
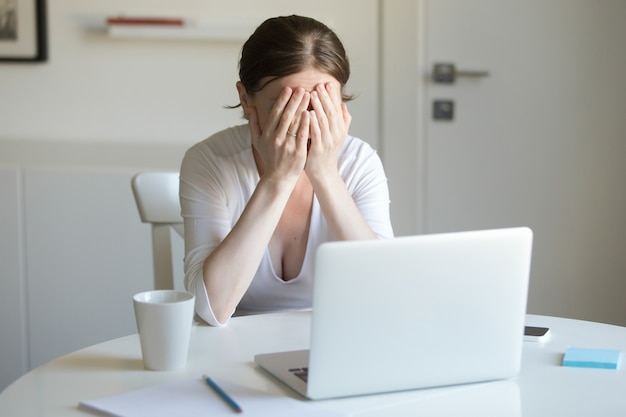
<box><xmin>524</xmin><ymin>326</ymin><xmax>550</xmax><ymax>342</ymax></box>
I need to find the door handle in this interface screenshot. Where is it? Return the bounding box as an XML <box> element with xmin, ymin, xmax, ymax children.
<box><xmin>432</xmin><ymin>63</ymin><xmax>489</xmax><ymax>84</ymax></box>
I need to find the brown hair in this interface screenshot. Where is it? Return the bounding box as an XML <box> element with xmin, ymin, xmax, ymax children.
<box><xmin>236</xmin><ymin>15</ymin><xmax>353</xmax><ymax>101</ymax></box>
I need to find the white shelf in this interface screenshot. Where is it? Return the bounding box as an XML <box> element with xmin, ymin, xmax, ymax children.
<box><xmin>107</xmin><ymin>24</ymin><xmax>250</xmax><ymax>42</ymax></box>
<box><xmin>77</xmin><ymin>15</ymin><xmax>252</xmax><ymax>42</ymax></box>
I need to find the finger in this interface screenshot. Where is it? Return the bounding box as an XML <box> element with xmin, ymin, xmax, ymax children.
<box><xmin>315</xmin><ymin>83</ymin><xmax>340</xmax><ymax>119</ymax></box>
<box><xmin>278</xmin><ymin>88</ymin><xmax>307</xmax><ymax>137</ymax></box>
<box><xmin>310</xmin><ymin>90</ymin><xmax>329</xmax><ymax>131</ymax></box>
<box><xmin>248</xmin><ymin>107</ymin><xmax>261</xmax><ymax>139</ymax></box>
<box><xmin>341</xmin><ymin>102</ymin><xmax>352</xmax><ymax>129</ymax></box>
<box><xmin>289</xmin><ymin>91</ymin><xmax>310</xmax><ymax>136</ymax></box>
<box><xmin>318</xmin><ymin>83</ymin><xmax>347</xmax><ymax>138</ymax></box>
<box><xmin>266</xmin><ymin>87</ymin><xmax>294</xmax><ymax>133</ymax></box>
<box><xmin>325</xmin><ymin>82</ymin><xmax>343</xmax><ymax>113</ymax></box>
<box><xmin>309</xmin><ymin>109</ymin><xmax>321</xmax><ymax>146</ymax></box>
<box><xmin>297</xmin><ymin>110</ymin><xmax>311</xmax><ymax>152</ymax></box>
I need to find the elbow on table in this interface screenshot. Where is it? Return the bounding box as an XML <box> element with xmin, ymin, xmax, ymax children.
<box><xmin>185</xmin><ymin>274</ymin><xmax>232</xmax><ymax>327</ymax></box>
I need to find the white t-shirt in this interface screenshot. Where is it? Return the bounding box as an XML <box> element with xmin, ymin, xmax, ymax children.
<box><xmin>180</xmin><ymin>124</ymin><xmax>393</xmax><ymax>326</ymax></box>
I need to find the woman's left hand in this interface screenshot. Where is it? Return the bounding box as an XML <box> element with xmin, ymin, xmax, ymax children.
<box><xmin>304</xmin><ymin>82</ymin><xmax>352</xmax><ymax>179</ymax></box>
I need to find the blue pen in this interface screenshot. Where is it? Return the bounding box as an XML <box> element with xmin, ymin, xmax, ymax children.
<box><xmin>203</xmin><ymin>375</ymin><xmax>243</xmax><ymax>413</ymax></box>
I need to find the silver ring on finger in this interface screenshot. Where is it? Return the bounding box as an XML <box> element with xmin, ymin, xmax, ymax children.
<box><xmin>286</xmin><ymin>130</ymin><xmax>297</xmax><ymax>137</ymax></box>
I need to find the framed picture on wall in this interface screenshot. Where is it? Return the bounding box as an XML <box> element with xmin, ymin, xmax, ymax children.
<box><xmin>0</xmin><ymin>0</ymin><xmax>47</xmax><ymax>62</ymax></box>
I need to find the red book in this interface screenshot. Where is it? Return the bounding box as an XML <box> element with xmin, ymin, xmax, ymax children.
<box><xmin>106</xmin><ymin>17</ymin><xmax>184</xmax><ymax>26</ymax></box>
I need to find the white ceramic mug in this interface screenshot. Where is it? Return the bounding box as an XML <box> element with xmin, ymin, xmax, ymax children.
<box><xmin>133</xmin><ymin>290</ymin><xmax>195</xmax><ymax>371</ymax></box>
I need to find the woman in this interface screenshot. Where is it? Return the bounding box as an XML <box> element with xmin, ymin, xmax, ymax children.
<box><xmin>180</xmin><ymin>15</ymin><xmax>393</xmax><ymax>326</ymax></box>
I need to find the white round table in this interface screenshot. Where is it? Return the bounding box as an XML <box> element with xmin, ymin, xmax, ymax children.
<box><xmin>1</xmin><ymin>311</ymin><xmax>624</xmax><ymax>416</ymax></box>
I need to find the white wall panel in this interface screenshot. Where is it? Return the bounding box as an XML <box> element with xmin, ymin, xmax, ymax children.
<box><xmin>0</xmin><ymin>167</ymin><xmax>28</xmax><ymax>392</ymax></box>
<box><xmin>23</xmin><ymin>167</ymin><xmax>155</xmax><ymax>368</ymax></box>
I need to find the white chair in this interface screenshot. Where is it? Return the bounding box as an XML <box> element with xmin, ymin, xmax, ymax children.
<box><xmin>131</xmin><ymin>172</ymin><xmax>184</xmax><ymax>290</ymax></box>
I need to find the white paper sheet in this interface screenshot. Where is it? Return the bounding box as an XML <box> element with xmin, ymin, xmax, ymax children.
<box><xmin>79</xmin><ymin>377</ymin><xmax>347</xmax><ymax>417</ymax></box>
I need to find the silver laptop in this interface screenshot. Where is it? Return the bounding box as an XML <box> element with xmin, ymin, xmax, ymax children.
<box><xmin>255</xmin><ymin>227</ymin><xmax>533</xmax><ymax>400</ymax></box>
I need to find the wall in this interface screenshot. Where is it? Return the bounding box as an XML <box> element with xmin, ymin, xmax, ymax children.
<box><xmin>0</xmin><ymin>0</ymin><xmax>379</xmax><ymax>393</ymax></box>
<box><xmin>0</xmin><ymin>0</ymin><xmax>378</xmax><ymax>148</ymax></box>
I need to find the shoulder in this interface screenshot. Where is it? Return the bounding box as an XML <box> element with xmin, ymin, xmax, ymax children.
<box><xmin>336</xmin><ymin>135</ymin><xmax>387</xmax><ymax>189</ymax></box>
<box><xmin>180</xmin><ymin>124</ymin><xmax>253</xmax><ymax>185</ymax></box>
<box><xmin>339</xmin><ymin>135</ymin><xmax>381</xmax><ymax>167</ymax></box>
<box><xmin>184</xmin><ymin>124</ymin><xmax>250</xmax><ymax>162</ymax></box>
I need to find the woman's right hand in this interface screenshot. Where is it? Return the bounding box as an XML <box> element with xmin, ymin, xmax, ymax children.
<box><xmin>248</xmin><ymin>87</ymin><xmax>311</xmax><ymax>184</ymax></box>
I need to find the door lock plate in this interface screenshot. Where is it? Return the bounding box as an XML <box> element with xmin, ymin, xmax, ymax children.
<box><xmin>433</xmin><ymin>100</ymin><xmax>454</xmax><ymax>121</ymax></box>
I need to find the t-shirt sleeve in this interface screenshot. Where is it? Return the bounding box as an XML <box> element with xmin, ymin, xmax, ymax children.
<box><xmin>179</xmin><ymin>145</ymin><xmax>234</xmax><ymax>327</ymax></box>
<box><xmin>340</xmin><ymin>138</ymin><xmax>394</xmax><ymax>239</ymax></box>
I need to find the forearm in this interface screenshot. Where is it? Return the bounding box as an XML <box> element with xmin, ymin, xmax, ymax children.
<box><xmin>202</xmin><ymin>177</ymin><xmax>294</xmax><ymax>323</ymax></box>
<box><xmin>309</xmin><ymin>170</ymin><xmax>377</xmax><ymax>241</ymax></box>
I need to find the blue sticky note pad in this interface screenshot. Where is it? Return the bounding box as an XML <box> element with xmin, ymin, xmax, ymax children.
<box><xmin>562</xmin><ymin>347</ymin><xmax>621</xmax><ymax>369</ymax></box>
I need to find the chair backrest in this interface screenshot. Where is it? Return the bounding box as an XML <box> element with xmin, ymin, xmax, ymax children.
<box><xmin>131</xmin><ymin>172</ymin><xmax>183</xmax><ymax>290</ymax></box>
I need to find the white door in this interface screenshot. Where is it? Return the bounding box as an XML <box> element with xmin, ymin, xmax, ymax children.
<box><xmin>383</xmin><ymin>0</ymin><xmax>626</xmax><ymax>325</ymax></box>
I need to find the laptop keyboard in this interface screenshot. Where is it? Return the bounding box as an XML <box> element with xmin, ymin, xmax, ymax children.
<box><xmin>289</xmin><ymin>367</ymin><xmax>309</xmax><ymax>382</ymax></box>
